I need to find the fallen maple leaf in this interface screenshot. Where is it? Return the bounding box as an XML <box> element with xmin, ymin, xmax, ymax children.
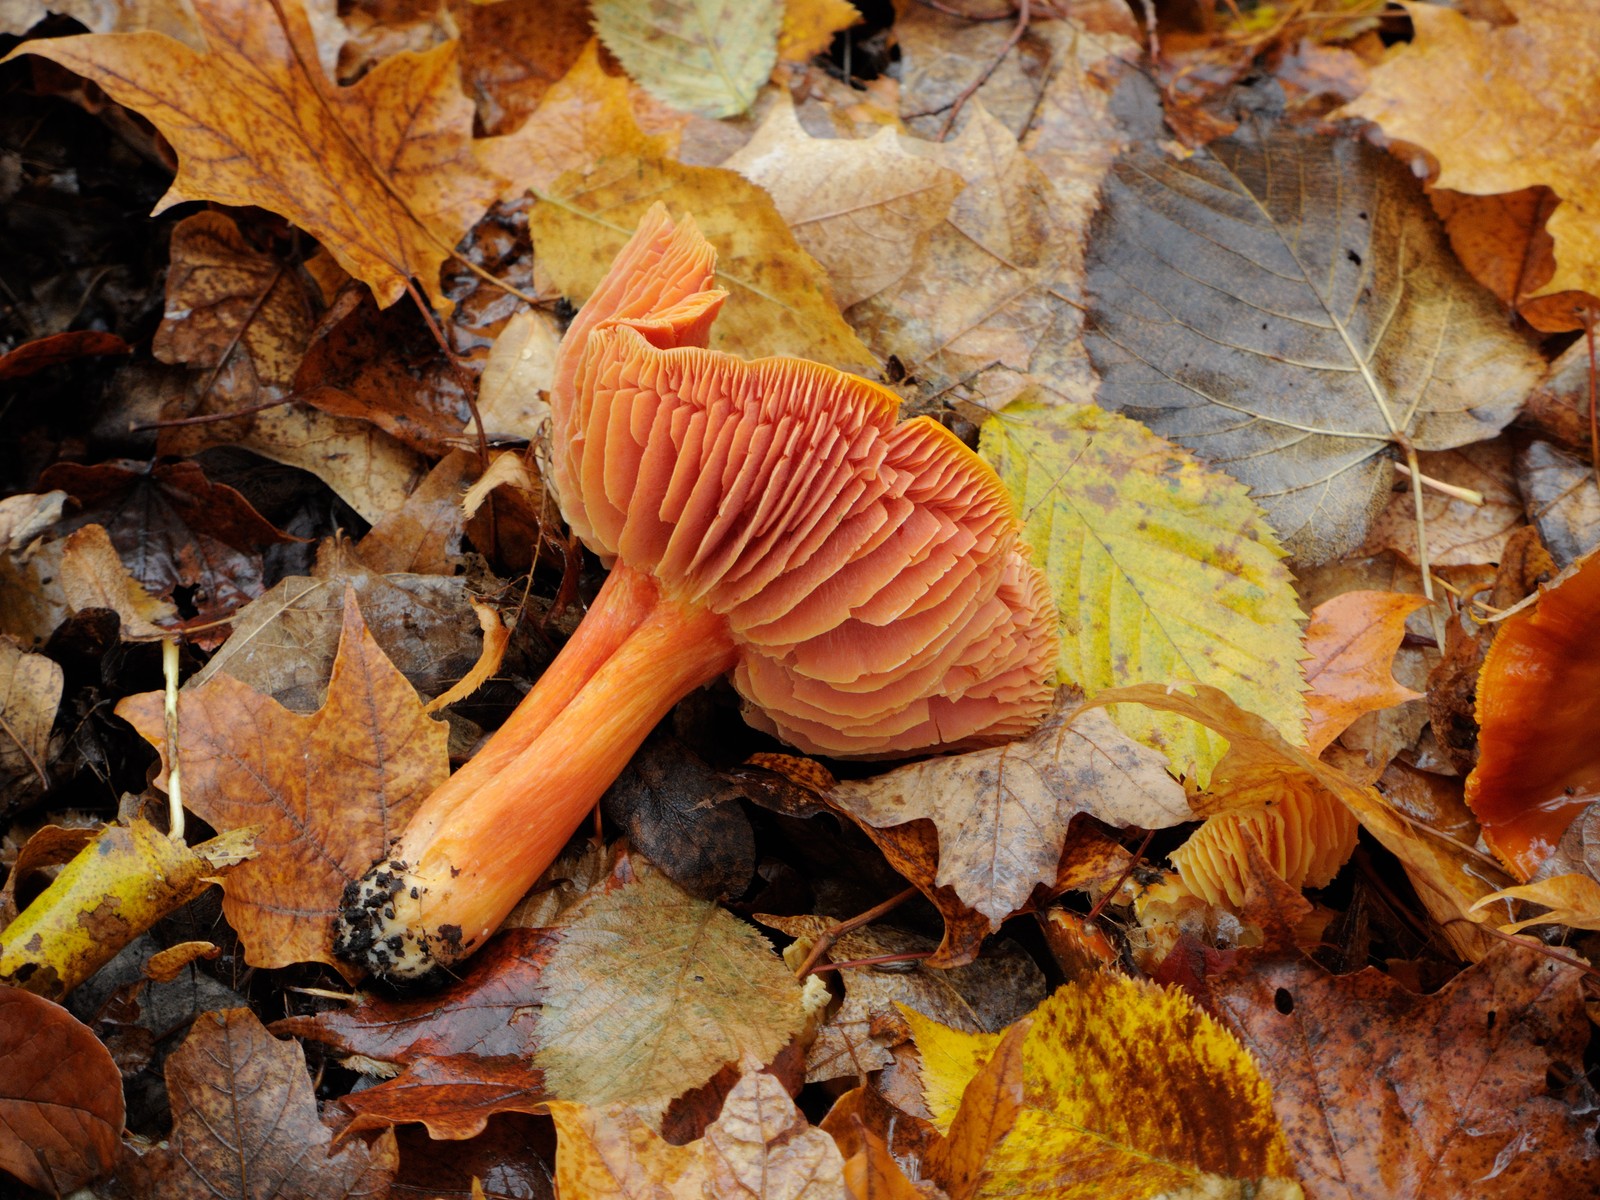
<box><xmin>126</xmin><ymin>1008</ymin><xmax>398</xmax><ymax>1198</ymax></box>
<box><xmin>6</xmin><ymin>0</ymin><xmax>504</xmax><ymax>312</ymax></box>
<box><xmin>551</xmin><ymin>1066</ymin><xmax>844</xmax><ymax>1199</ymax></box>
<box><xmin>1300</xmin><ymin>589</ymin><xmax>1430</xmax><ymax>756</ymax></box>
<box><xmin>1213</xmin><ymin>941</ymin><xmax>1600</xmax><ymax>1199</ymax></box>
<box><xmin>1341</xmin><ymin>0</ymin><xmax>1600</xmax><ymax>307</ymax></box>
<box><xmin>982</xmin><ymin>396</ymin><xmax>1306</xmax><ymax>784</ymax></box>
<box><xmin>117</xmin><ymin>589</ymin><xmax>449</xmax><ymax>975</ymax></box>
<box><xmin>829</xmin><ymin>695</ymin><xmax>1189</xmax><ymax>937</ymax></box>
<box><xmin>534</xmin><ymin>853</ymin><xmax>808</xmax><ymax>1122</ymax></box>
<box><xmin>0</xmin><ymin>986</ymin><xmax>123</xmax><ymax>1195</ymax></box>
<box><xmin>907</xmin><ymin>974</ymin><xmax>1299</xmax><ymax>1199</ymax></box>
<box><xmin>1430</xmin><ymin>187</ymin><xmax>1588</xmax><ymax>332</ymax></box>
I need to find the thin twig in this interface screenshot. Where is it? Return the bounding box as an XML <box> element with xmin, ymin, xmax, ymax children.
<box><xmin>793</xmin><ymin>886</ymin><xmax>920</xmax><ymax>979</ymax></box>
<box><xmin>935</xmin><ymin>0</ymin><xmax>1032</xmax><ymax>141</ymax></box>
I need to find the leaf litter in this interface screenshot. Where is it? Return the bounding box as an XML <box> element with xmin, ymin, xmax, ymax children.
<box><xmin>1</xmin><ymin>0</ymin><xmax>1599</xmax><ymax>1196</ymax></box>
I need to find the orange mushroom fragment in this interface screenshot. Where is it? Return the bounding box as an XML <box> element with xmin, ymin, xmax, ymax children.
<box><xmin>1465</xmin><ymin>546</ymin><xmax>1600</xmax><ymax>880</ymax></box>
<box><xmin>335</xmin><ymin>206</ymin><xmax>1056</xmax><ymax>979</ymax></box>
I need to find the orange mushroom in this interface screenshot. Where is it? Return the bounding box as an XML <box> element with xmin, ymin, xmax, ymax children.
<box><xmin>1465</xmin><ymin>546</ymin><xmax>1600</xmax><ymax>880</ymax></box>
<box><xmin>335</xmin><ymin>207</ymin><xmax>1056</xmax><ymax>979</ymax></box>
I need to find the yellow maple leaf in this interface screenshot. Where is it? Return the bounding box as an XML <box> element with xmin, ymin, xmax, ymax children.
<box><xmin>6</xmin><ymin>0</ymin><xmax>503</xmax><ymax>313</ymax></box>
<box><xmin>908</xmin><ymin>975</ymin><xmax>1301</xmax><ymax>1200</ymax></box>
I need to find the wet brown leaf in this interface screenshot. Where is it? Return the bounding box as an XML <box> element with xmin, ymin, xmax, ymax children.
<box><xmin>0</xmin><ymin>330</ymin><xmax>130</xmax><ymax>380</ymax></box>
<box><xmin>1359</xmin><ymin>441</ymin><xmax>1524</xmax><ymax>569</ymax></box>
<box><xmin>129</xmin><ymin>1007</ymin><xmax>399</xmax><ymax>1198</ymax></box>
<box><xmin>337</xmin><ymin>1054</ymin><xmax>550</xmax><ymax>1143</ymax></box>
<box><xmin>275</xmin><ymin>928</ymin><xmax>557</xmax><ymax>1064</ymax></box>
<box><xmin>117</xmin><ymin>590</ymin><xmax>448</xmax><ymax>975</ymax></box>
<box><xmin>1213</xmin><ymin>942</ymin><xmax>1600</xmax><ymax>1199</ymax></box>
<box><xmin>0</xmin><ymin>985</ymin><xmax>123</xmax><ymax>1195</ymax></box>
<box><xmin>41</xmin><ymin>458</ymin><xmax>298</xmax><ymax>626</ymax></box>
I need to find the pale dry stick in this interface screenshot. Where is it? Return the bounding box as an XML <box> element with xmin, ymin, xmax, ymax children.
<box><xmin>1585</xmin><ymin>307</ymin><xmax>1598</xmax><ymax>495</ymax></box>
<box><xmin>162</xmin><ymin>638</ymin><xmax>184</xmax><ymax>842</ymax></box>
<box><xmin>1392</xmin><ymin>460</ymin><xmax>1485</xmax><ymax>506</ymax></box>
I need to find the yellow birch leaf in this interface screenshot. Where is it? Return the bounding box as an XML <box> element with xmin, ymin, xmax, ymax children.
<box><xmin>900</xmin><ymin>1006</ymin><xmax>1003</xmax><ymax>1135</ymax></box>
<box><xmin>980</xmin><ymin>396</ymin><xmax>1306</xmax><ymax>786</ymax></box>
<box><xmin>911</xmin><ymin>975</ymin><xmax>1301</xmax><ymax>1200</ymax></box>
<box><xmin>592</xmin><ymin>0</ymin><xmax>783</xmax><ymax>119</ymax></box>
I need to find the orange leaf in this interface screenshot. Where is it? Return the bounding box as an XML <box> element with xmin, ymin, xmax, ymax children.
<box><xmin>1302</xmin><ymin>589</ymin><xmax>1430</xmax><ymax>755</ymax></box>
<box><xmin>116</xmin><ymin>589</ymin><xmax>448</xmax><ymax>976</ymax></box>
<box><xmin>6</xmin><ymin>0</ymin><xmax>503</xmax><ymax>312</ymax></box>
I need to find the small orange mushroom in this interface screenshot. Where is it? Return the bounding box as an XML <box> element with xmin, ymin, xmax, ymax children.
<box><xmin>1465</xmin><ymin>546</ymin><xmax>1600</xmax><ymax>880</ymax></box>
<box><xmin>335</xmin><ymin>207</ymin><xmax>1056</xmax><ymax>979</ymax></box>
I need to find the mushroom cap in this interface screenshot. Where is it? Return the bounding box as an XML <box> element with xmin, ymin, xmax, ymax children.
<box><xmin>549</xmin><ymin>206</ymin><xmax>1055</xmax><ymax>757</ymax></box>
<box><xmin>1466</xmin><ymin>545</ymin><xmax>1600</xmax><ymax>879</ymax></box>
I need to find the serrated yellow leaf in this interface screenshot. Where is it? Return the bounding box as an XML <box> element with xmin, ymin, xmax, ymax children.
<box><xmin>912</xmin><ymin>975</ymin><xmax>1300</xmax><ymax>1200</ymax></box>
<box><xmin>900</xmin><ymin>1005</ymin><xmax>1003</xmax><ymax>1134</ymax></box>
<box><xmin>980</xmin><ymin>397</ymin><xmax>1306</xmax><ymax>786</ymax></box>
<box><xmin>593</xmin><ymin>0</ymin><xmax>783</xmax><ymax>118</ymax></box>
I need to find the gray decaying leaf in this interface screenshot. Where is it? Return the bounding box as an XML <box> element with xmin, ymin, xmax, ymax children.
<box><xmin>1085</xmin><ymin>125</ymin><xmax>1541</xmax><ymax>564</ymax></box>
<box><xmin>1518</xmin><ymin>440</ymin><xmax>1600</xmax><ymax>570</ymax></box>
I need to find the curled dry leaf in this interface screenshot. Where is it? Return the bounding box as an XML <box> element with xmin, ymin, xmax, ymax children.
<box><xmin>117</xmin><ymin>590</ymin><xmax>448</xmax><ymax>975</ymax></box>
<box><xmin>127</xmin><ymin>1008</ymin><xmax>398</xmax><ymax>1199</ymax></box>
<box><xmin>534</xmin><ymin>855</ymin><xmax>807</xmax><ymax>1122</ymax></box>
<box><xmin>0</xmin><ymin>819</ymin><xmax>253</xmax><ymax>1000</ymax></box>
<box><xmin>0</xmin><ymin>636</ymin><xmax>61</xmax><ymax>805</ymax></box>
<box><xmin>58</xmin><ymin>524</ymin><xmax>178</xmax><ymax>640</ymax></box>
<box><xmin>550</xmin><ymin>1067</ymin><xmax>844</xmax><ymax>1199</ymax></box>
<box><xmin>1467</xmin><ymin>546</ymin><xmax>1600</xmax><ymax>878</ymax></box>
<box><xmin>829</xmin><ymin>695</ymin><xmax>1189</xmax><ymax>934</ymax></box>
<box><xmin>1084</xmin><ymin>125</ymin><xmax>1540</xmax><ymax>563</ymax></box>
<box><xmin>5</xmin><ymin>0</ymin><xmax>503</xmax><ymax>312</ymax></box>
<box><xmin>1212</xmin><ymin>941</ymin><xmax>1600</xmax><ymax>1199</ymax></box>
<box><xmin>0</xmin><ymin>985</ymin><xmax>124</xmax><ymax>1196</ymax></box>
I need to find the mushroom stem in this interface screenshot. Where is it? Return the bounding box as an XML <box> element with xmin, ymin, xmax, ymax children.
<box><xmin>335</xmin><ymin>563</ymin><xmax>736</xmax><ymax>979</ymax></box>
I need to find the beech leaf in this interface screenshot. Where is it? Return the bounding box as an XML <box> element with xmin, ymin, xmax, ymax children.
<box><xmin>592</xmin><ymin>0</ymin><xmax>782</xmax><ymax>119</ymax></box>
<box><xmin>1084</xmin><ymin>125</ymin><xmax>1542</xmax><ymax>563</ymax></box>
<box><xmin>981</xmin><ymin>396</ymin><xmax>1306</xmax><ymax>784</ymax></box>
<box><xmin>909</xmin><ymin>975</ymin><xmax>1298</xmax><ymax>1199</ymax></box>
<box><xmin>534</xmin><ymin>855</ymin><xmax>807</xmax><ymax>1120</ymax></box>
<box><xmin>0</xmin><ymin>986</ymin><xmax>123</xmax><ymax>1196</ymax></box>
